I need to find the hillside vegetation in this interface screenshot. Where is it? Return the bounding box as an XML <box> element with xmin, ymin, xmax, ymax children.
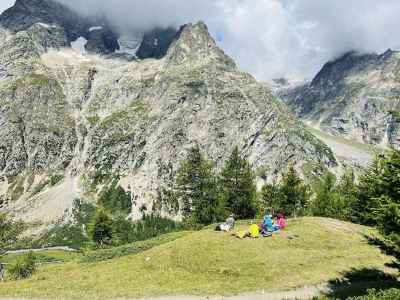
<box><xmin>0</xmin><ymin>218</ymin><xmax>397</xmax><ymax>299</ymax></box>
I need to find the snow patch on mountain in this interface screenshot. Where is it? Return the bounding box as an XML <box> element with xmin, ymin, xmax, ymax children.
<box><xmin>71</xmin><ymin>36</ymin><xmax>88</xmax><ymax>54</ymax></box>
<box><xmin>116</xmin><ymin>33</ymin><xmax>144</xmax><ymax>57</ymax></box>
<box><xmin>89</xmin><ymin>26</ymin><xmax>103</xmax><ymax>32</ymax></box>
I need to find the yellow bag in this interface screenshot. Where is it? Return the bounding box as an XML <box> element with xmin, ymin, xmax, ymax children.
<box><xmin>249</xmin><ymin>224</ymin><xmax>259</xmax><ymax>238</ymax></box>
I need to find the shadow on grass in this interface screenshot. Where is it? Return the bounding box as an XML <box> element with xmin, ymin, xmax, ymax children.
<box><xmin>324</xmin><ymin>268</ymin><xmax>400</xmax><ymax>299</ymax></box>
<box><xmin>365</xmin><ymin>234</ymin><xmax>400</xmax><ymax>261</ymax></box>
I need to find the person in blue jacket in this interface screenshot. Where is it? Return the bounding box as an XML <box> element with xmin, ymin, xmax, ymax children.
<box><xmin>263</xmin><ymin>214</ymin><xmax>280</xmax><ymax>232</ymax></box>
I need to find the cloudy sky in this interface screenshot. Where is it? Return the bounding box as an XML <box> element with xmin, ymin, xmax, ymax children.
<box><xmin>1</xmin><ymin>0</ymin><xmax>400</xmax><ymax>81</ymax></box>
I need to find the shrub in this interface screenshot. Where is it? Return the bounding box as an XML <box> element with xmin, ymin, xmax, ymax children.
<box><xmin>49</xmin><ymin>174</ymin><xmax>64</xmax><ymax>186</ymax></box>
<box><xmin>34</xmin><ymin>199</ymin><xmax>95</xmax><ymax>249</ymax></box>
<box><xmin>8</xmin><ymin>252</ymin><xmax>37</xmax><ymax>280</ymax></box>
<box><xmin>0</xmin><ymin>213</ymin><xmax>25</xmax><ymax>250</ymax></box>
<box><xmin>348</xmin><ymin>288</ymin><xmax>400</xmax><ymax>300</ymax></box>
<box><xmin>112</xmin><ymin>214</ymin><xmax>184</xmax><ymax>246</ymax></box>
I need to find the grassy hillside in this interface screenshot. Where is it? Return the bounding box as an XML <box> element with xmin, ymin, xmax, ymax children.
<box><xmin>0</xmin><ymin>218</ymin><xmax>398</xmax><ymax>299</ymax></box>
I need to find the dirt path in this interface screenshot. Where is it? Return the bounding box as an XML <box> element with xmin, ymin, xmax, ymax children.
<box><xmin>137</xmin><ymin>285</ymin><xmax>330</xmax><ymax>300</ymax></box>
<box><xmin>4</xmin><ymin>246</ymin><xmax>77</xmax><ymax>255</ymax></box>
<box><xmin>0</xmin><ymin>284</ymin><xmax>330</xmax><ymax>300</ymax></box>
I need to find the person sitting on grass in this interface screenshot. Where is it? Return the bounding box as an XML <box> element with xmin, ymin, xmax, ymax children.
<box><xmin>216</xmin><ymin>214</ymin><xmax>235</xmax><ymax>232</ymax></box>
<box><xmin>0</xmin><ymin>262</ymin><xmax>5</xmax><ymax>281</ymax></box>
<box><xmin>277</xmin><ymin>212</ymin><xmax>286</xmax><ymax>229</ymax></box>
<box><xmin>263</xmin><ymin>214</ymin><xmax>280</xmax><ymax>232</ymax></box>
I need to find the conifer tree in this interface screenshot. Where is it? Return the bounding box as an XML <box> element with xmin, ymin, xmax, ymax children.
<box><xmin>260</xmin><ymin>181</ymin><xmax>282</xmax><ymax>216</ymax></box>
<box><xmin>356</xmin><ymin>149</ymin><xmax>400</xmax><ymax>252</ymax></box>
<box><xmin>337</xmin><ymin>169</ymin><xmax>358</xmax><ymax>220</ymax></box>
<box><xmin>370</xmin><ymin>149</ymin><xmax>400</xmax><ymax>250</ymax></box>
<box><xmin>279</xmin><ymin>166</ymin><xmax>309</xmax><ymax>217</ymax></box>
<box><xmin>176</xmin><ymin>145</ymin><xmax>223</xmax><ymax>225</ymax></box>
<box><xmin>355</xmin><ymin>154</ymin><xmax>386</xmax><ymax>224</ymax></box>
<box><xmin>89</xmin><ymin>207</ymin><xmax>113</xmax><ymax>246</ymax></box>
<box><xmin>310</xmin><ymin>172</ymin><xmax>337</xmax><ymax>217</ymax></box>
<box><xmin>220</xmin><ymin>146</ymin><xmax>257</xmax><ymax>219</ymax></box>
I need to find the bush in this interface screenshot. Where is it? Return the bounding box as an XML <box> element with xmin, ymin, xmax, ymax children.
<box><xmin>34</xmin><ymin>199</ymin><xmax>95</xmax><ymax>249</ymax></box>
<box><xmin>112</xmin><ymin>214</ymin><xmax>184</xmax><ymax>246</ymax></box>
<box><xmin>8</xmin><ymin>252</ymin><xmax>37</xmax><ymax>280</ymax></box>
<box><xmin>348</xmin><ymin>288</ymin><xmax>400</xmax><ymax>300</ymax></box>
<box><xmin>49</xmin><ymin>174</ymin><xmax>64</xmax><ymax>186</ymax></box>
<box><xmin>0</xmin><ymin>213</ymin><xmax>25</xmax><ymax>250</ymax></box>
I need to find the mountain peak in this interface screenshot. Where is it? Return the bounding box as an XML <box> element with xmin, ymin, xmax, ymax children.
<box><xmin>0</xmin><ymin>0</ymin><xmax>121</xmax><ymax>54</ymax></box>
<box><xmin>165</xmin><ymin>21</ymin><xmax>236</xmax><ymax>68</ymax></box>
<box><xmin>0</xmin><ymin>0</ymin><xmax>76</xmax><ymax>32</ymax></box>
<box><xmin>310</xmin><ymin>50</ymin><xmax>379</xmax><ymax>87</ymax></box>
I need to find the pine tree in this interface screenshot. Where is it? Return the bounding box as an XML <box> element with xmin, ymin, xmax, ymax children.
<box><xmin>307</xmin><ymin>169</ymin><xmax>359</xmax><ymax>221</ymax></box>
<box><xmin>337</xmin><ymin>169</ymin><xmax>358</xmax><ymax>220</ymax></box>
<box><xmin>220</xmin><ymin>146</ymin><xmax>257</xmax><ymax>219</ymax></box>
<box><xmin>371</xmin><ymin>149</ymin><xmax>400</xmax><ymax>252</ymax></box>
<box><xmin>279</xmin><ymin>166</ymin><xmax>309</xmax><ymax>217</ymax></box>
<box><xmin>175</xmin><ymin>145</ymin><xmax>223</xmax><ymax>225</ymax></box>
<box><xmin>260</xmin><ymin>181</ymin><xmax>282</xmax><ymax>216</ymax></box>
<box><xmin>375</xmin><ymin>196</ymin><xmax>400</xmax><ymax>250</ymax></box>
<box><xmin>310</xmin><ymin>172</ymin><xmax>337</xmax><ymax>217</ymax></box>
<box><xmin>381</xmin><ymin>149</ymin><xmax>400</xmax><ymax>201</ymax></box>
<box><xmin>89</xmin><ymin>207</ymin><xmax>113</xmax><ymax>246</ymax></box>
<box><xmin>355</xmin><ymin>154</ymin><xmax>386</xmax><ymax>224</ymax></box>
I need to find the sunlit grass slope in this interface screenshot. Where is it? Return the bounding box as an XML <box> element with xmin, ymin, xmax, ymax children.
<box><xmin>0</xmin><ymin>218</ymin><xmax>397</xmax><ymax>299</ymax></box>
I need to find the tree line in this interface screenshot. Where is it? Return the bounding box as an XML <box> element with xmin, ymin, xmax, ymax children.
<box><xmin>1</xmin><ymin>145</ymin><xmax>398</xmax><ymax>255</ymax></box>
<box><xmin>173</xmin><ymin>145</ymin><xmax>400</xmax><ymax>254</ymax></box>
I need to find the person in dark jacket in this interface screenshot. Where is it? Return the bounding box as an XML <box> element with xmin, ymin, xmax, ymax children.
<box><xmin>0</xmin><ymin>263</ymin><xmax>5</xmax><ymax>281</ymax></box>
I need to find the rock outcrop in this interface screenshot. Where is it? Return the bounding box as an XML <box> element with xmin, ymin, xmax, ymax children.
<box><xmin>0</xmin><ymin>0</ymin><xmax>120</xmax><ymax>54</ymax></box>
<box><xmin>280</xmin><ymin>50</ymin><xmax>400</xmax><ymax>149</ymax></box>
<box><xmin>0</xmin><ymin>0</ymin><xmax>183</xmax><ymax>59</ymax></box>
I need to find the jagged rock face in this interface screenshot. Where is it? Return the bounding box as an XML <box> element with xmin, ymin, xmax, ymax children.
<box><xmin>0</xmin><ymin>20</ymin><xmax>337</xmax><ymax>224</ymax></box>
<box><xmin>136</xmin><ymin>27</ymin><xmax>180</xmax><ymax>60</ymax></box>
<box><xmin>0</xmin><ymin>0</ymin><xmax>88</xmax><ymax>38</ymax></box>
<box><xmin>0</xmin><ymin>0</ymin><xmax>181</xmax><ymax>59</ymax></box>
<box><xmin>280</xmin><ymin>51</ymin><xmax>400</xmax><ymax>149</ymax></box>
<box><xmin>0</xmin><ymin>0</ymin><xmax>119</xmax><ymax>54</ymax></box>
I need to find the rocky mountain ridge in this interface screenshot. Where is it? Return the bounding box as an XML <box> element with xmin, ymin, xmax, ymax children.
<box><xmin>279</xmin><ymin>50</ymin><xmax>400</xmax><ymax>149</ymax></box>
<box><xmin>0</xmin><ymin>1</ymin><xmax>338</xmax><ymax>228</ymax></box>
<box><xmin>0</xmin><ymin>0</ymin><xmax>179</xmax><ymax>58</ymax></box>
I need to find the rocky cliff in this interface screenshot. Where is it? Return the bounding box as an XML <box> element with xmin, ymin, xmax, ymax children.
<box><xmin>0</xmin><ymin>1</ymin><xmax>337</xmax><ymax>226</ymax></box>
<box><xmin>279</xmin><ymin>50</ymin><xmax>400</xmax><ymax>149</ymax></box>
<box><xmin>0</xmin><ymin>0</ymin><xmax>179</xmax><ymax>58</ymax></box>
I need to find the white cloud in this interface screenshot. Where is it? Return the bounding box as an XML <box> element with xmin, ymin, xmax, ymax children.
<box><xmin>2</xmin><ymin>0</ymin><xmax>400</xmax><ymax>81</ymax></box>
<box><xmin>56</xmin><ymin>0</ymin><xmax>400</xmax><ymax>81</ymax></box>
<box><xmin>0</xmin><ymin>0</ymin><xmax>15</xmax><ymax>14</ymax></box>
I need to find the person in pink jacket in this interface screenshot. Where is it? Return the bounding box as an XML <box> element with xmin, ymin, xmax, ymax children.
<box><xmin>277</xmin><ymin>213</ymin><xmax>287</xmax><ymax>229</ymax></box>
